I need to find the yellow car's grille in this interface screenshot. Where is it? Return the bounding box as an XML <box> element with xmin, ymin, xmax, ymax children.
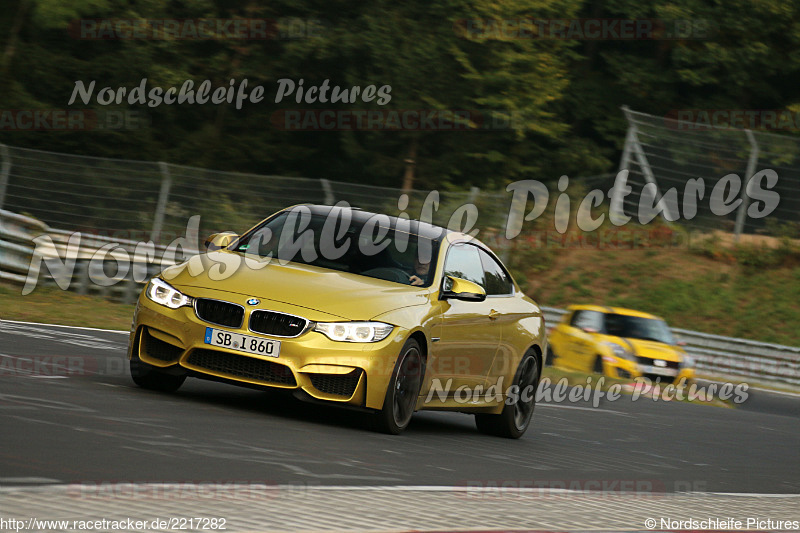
<box><xmin>194</xmin><ymin>299</ymin><xmax>244</xmax><ymax>328</ymax></box>
<box><xmin>187</xmin><ymin>349</ymin><xmax>297</xmax><ymax>386</ymax></box>
<box><xmin>636</xmin><ymin>356</ymin><xmax>680</xmax><ymax>369</ymax></box>
<box><xmin>309</xmin><ymin>370</ymin><xmax>362</xmax><ymax>397</ymax></box>
<box><xmin>249</xmin><ymin>310</ymin><xmax>308</xmax><ymax>338</ymax></box>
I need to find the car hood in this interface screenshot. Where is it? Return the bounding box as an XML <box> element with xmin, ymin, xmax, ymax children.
<box><xmin>160</xmin><ymin>251</ymin><xmax>430</xmax><ymax>321</ymax></box>
<box><xmin>618</xmin><ymin>337</ymin><xmax>684</xmax><ymax>362</ymax></box>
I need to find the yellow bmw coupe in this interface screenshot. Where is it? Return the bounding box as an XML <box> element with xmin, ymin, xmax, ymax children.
<box><xmin>548</xmin><ymin>305</ymin><xmax>695</xmax><ymax>384</ymax></box>
<box><xmin>128</xmin><ymin>204</ymin><xmax>546</xmax><ymax>437</ymax></box>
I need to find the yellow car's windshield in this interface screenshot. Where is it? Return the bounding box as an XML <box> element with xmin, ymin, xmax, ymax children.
<box><xmin>232</xmin><ymin>209</ymin><xmax>442</xmax><ymax>287</ymax></box>
<box><xmin>604</xmin><ymin>314</ymin><xmax>676</xmax><ymax>345</ymax></box>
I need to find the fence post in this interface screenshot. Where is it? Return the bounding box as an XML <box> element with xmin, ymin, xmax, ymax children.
<box><xmin>0</xmin><ymin>144</ymin><xmax>10</xmax><ymax>210</ymax></box>
<box><xmin>621</xmin><ymin>106</ymin><xmax>677</xmax><ymax>222</ymax></box>
<box><xmin>734</xmin><ymin>130</ymin><xmax>759</xmax><ymax>241</ymax></box>
<box><xmin>468</xmin><ymin>186</ymin><xmax>480</xmax><ymax>204</ymax></box>
<box><xmin>618</xmin><ymin>126</ymin><xmax>635</xmax><ymax>172</ymax></box>
<box><xmin>150</xmin><ymin>162</ymin><xmax>173</xmax><ymax>245</ymax></box>
<box><xmin>320</xmin><ymin>178</ymin><xmax>335</xmax><ymax>205</ymax></box>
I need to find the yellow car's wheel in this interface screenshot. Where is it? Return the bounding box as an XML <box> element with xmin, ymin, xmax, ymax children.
<box><xmin>130</xmin><ymin>359</ymin><xmax>186</xmax><ymax>393</ymax></box>
<box><xmin>593</xmin><ymin>355</ymin><xmax>604</xmax><ymax>375</ymax></box>
<box><xmin>374</xmin><ymin>338</ymin><xmax>424</xmax><ymax>435</ymax></box>
<box><xmin>475</xmin><ymin>352</ymin><xmax>539</xmax><ymax>439</ymax></box>
<box><xmin>545</xmin><ymin>342</ymin><xmax>556</xmax><ymax>366</ymax></box>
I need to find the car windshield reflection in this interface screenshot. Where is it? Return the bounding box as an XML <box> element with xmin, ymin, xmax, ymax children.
<box><xmin>604</xmin><ymin>314</ymin><xmax>675</xmax><ymax>345</ymax></box>
<box><xmin>232</xmin><ymin>210</ymin><xmax>441</xmax><ymax>287</ymax></box>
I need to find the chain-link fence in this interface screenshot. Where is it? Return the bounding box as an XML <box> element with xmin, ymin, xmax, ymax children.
<box><xmin>3</xmin><ymin>106</ymin><xmax>800</xmax><ymax>247</ymax></box>
<box><xmin>0</xmin><ymin>144</ymin><xmax>516</xmax><ymax>245</ymax></box>
<box><xmin>620</xmin><ymin>107</ymin><xmax>800</xmax><ymax>238</ymax></box>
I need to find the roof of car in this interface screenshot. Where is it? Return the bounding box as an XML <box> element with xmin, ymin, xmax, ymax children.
<box><xmin>295</xmin><ymin>203</ymin><xmax>456</xmax><ymax>241</ymax></box>
<box><xmin>566</xmin><ymin>304</ymin><xmax>662</xmax><ymax>320</ymax></box>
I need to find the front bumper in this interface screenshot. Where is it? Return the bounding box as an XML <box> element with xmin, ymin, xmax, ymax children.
<box><xmin>604</xmin><ymin>355</ymin><xmax>695</xmax><ymax>384</ymax></box>
<box><xmin>128</xmin><ymin>289</ymin><xmax>408</xmax><ymax>411</ymax></box>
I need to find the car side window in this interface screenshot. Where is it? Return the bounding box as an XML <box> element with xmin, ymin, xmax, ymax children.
<box><xmin>570</xmin><ymin>310</ymin><xmax>604</xmax><ymax>332</ymax></box>
<box><xmin>442</xmin><ymin>243</ymin><xmax>485</xmax><ymax>290</ymax></box>
<box><xmin>478</xmin><ymin>249</ymin><xmax>513</xmax><ymax>296</ymax></box>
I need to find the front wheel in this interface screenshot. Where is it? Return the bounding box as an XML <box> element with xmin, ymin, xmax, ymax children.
<box><xmin>130</xmin><ymin>359</ymin><xmax>186</xmax><ymax>393</ymax></box>
<box><xmin>475</xmin><ymin>352</ymin><xmax>539</xmax><ymax>439</ymax></box>
<box><xmin>545</xmin><ymin>342</ymin><xmax>556</xmax><ymax>366</ymax></box>
<box><xmin>592</xmin><ymin>355</ymin><xmax>604</xmax><ymax>375</ymax></box>
<box><xmin>374</xmin><ymin>338</ymin><xmax>424</xmax><ymax>435</ymax></box>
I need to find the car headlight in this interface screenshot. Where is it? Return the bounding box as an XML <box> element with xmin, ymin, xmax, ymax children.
<box><xmin>314</xmin><ymin>322</ymin><xmax>394</xmax><ymax>343</ymax></box>
<box><xmin>146</xmin><ymin>278</ymin><xmax>193</xmax><ymax>309</ymax></box>
<box><xmin>604</xmin><ymin>341</ymin><xmax>635</xmax><ymax>361</ymax></box>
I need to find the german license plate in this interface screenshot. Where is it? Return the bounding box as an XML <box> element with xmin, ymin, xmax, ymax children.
<box><xmin>639</xmin><ymin>364</ymin><xmax>678</xmax><ymax>377</ymax></box>
<box><xmin>204</xmin><ymin>327</ymin><xmax>280</xmax><ymax>358</ymax></box>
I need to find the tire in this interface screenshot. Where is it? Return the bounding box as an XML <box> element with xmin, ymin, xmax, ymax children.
<box><xmin>592</xmin><ymin>355</ymin><xmax>604</xmax><ymax>375</ymax></box>
<box><xmin>130</xmin><ymin>359</ymin><xmax>186</xmax><ymax>393</ymax></box>
<box><xmin>545</xmin><ymin>342</ymin><xmax>556</xmax><ymax>366</ymax></box>
<box><xmin>374</xmin><ymin>338</ymin><xmax>424</xmax><ymax>435</ymax></box>
<box><xmin>475</xmin><ymin>352</ymin><xmax>540</xmax><ymax>439</ymax></box>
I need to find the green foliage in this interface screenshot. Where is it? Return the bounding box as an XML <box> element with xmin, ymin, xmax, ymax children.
<box><xmin>732</xmin><ymin>239</ymin><xmax>800</xmax><ymax>270</ymax></box>
<box><xmin>2</xmin><ymin>0</ymin><xmax>800</xmax><ymax>235</ymax></box>
<box><xmin>692</xmin><ymin>233</ymin><xmax>800</xmax><ymax>270</ymax></box>
<box><xmin>763</xmin><ymin>219</ymin><xmax>800</xmax><ymax>239</ymax></box>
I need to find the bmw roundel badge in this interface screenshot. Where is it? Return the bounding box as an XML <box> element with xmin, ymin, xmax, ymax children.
<box><xmin>246</xmin><ymin>298</ymin><xmax>260</xmax><ymax>306</ymax></box>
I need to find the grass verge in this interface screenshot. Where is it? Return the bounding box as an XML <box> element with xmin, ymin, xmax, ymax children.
<box><xmin>0</xmin><ymin>282</ymin><xmax>134</xmax><ymax>330</ymax></box>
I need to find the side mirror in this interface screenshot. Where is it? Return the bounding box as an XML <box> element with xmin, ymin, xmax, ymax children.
<box><xmin>204</xmin><ymin>231</ymin><xmax>239</xmax><ymax>251</ymax></box>
<box><xmin>441</xmin><ymin>276</ymin><xmax>486</xmax><ymax>302</ymax></box>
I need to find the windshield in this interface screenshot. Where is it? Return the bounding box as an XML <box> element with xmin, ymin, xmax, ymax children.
<box><xmin>604</xmin><ymin>313</ymin><xmax>676</xmax><ymax>345</ymax></box>
<box><xmin>232</xmin><ymin>209</ymin><xmax>441</xmax><ymax>287</ymax></box>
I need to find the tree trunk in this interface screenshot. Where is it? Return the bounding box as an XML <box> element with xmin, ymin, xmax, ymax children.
<box><xmin>1</xmin><ymin>0</ymin><xmax>30</xmax><ymax>77</ymax></box>
<box><xmin>401</xmin><ymin>137</ymin><xmax>418</xmax><ymax>192</ymax></box>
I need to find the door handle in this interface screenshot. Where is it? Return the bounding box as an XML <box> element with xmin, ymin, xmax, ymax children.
<box><xmin>489</xmin><ymin>309</ymin><xmax>499</xmax><ymax>320</ymax></box>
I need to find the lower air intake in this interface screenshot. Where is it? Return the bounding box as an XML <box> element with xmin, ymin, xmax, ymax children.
<box><xmin>186</xmin><ymin>349</ymin><xmax>296</xmax><ymax>386</ymax></box>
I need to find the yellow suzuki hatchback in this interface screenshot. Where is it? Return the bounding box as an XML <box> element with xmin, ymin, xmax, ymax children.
<box><xmin>548</xmin><ymin>305</ymin><xmax>695</xmax><ymax>384</ymax></box>
<box><xmin>128</xmin><ymin>204</ymin><xmax>546</xmax><ymax>437</ymax></box>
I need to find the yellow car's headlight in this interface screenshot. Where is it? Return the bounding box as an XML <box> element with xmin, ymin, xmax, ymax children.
<box><xmin>314</xmin><ymin>322</ymin><xmax>394</xmax><ymax>343</ymax></box>
<box><xmin>146</xmin><ymin>278</ymin><xmax>193</xmax><ymax>309</ymax></box>
<box><xmin>604</xmin><ymin>341</ymin><xmax>635</xmax><ymax>361</ymax></box>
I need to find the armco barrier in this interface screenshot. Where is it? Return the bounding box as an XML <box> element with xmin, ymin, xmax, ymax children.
<box><xmin>0</xmin><ymin>211</ymin><xmax>197</xmax><ymax>304</ymax></box>
<box><xmin>0</xmin><ymin>209</ymin><xmax>47</xmax><ymax>283</ymax></box>
<box><xmin>542</xmin><ymin>306</ymin><xmax>800</xmax><ymax>388</ymax></box>
<box><xmin>2</xmin><ymin>210</ymin><xmax>798</xmax><ymax>388</ymax></box>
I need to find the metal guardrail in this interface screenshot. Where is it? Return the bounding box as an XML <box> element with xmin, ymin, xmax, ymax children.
<box><xmin>541</xmin><ymin>306</ymin><xmax>800</xmax><ymax>388</ymax></box>
<box><xmin>0</xmin><ymin>211</ymin><xmax>197</xmax><ymax>304</ymax></box>
<box><xmin>0</xmin><ymin>209</ymin><xmax>47</xmax><ymax>283</ymax></box>
<box><xmin>2</xmin><ymin>210</ymin><xmax>798</xmax><ymax>387</ymax></box>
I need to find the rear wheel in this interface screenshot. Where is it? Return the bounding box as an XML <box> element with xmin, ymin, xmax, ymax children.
<box><xmin>475</xmin><ymin>352</ymin><xmax>539</xmax><ymax>439</ymax></box>
<box><xmin>130</xmin><ymin>359</ymin><xmax>186</xmax><ymax>393</ymax></box>
<box><xmin>374</xmin><ymin>338</ymin><xmax>424</xmax><ymax>435</ymax></box>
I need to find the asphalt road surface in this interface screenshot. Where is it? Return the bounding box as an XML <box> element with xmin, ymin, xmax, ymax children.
<box><xmin>1</xmin><ymin>320</ymin><xmax>798</xmax><ymax>494</ymax></box>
